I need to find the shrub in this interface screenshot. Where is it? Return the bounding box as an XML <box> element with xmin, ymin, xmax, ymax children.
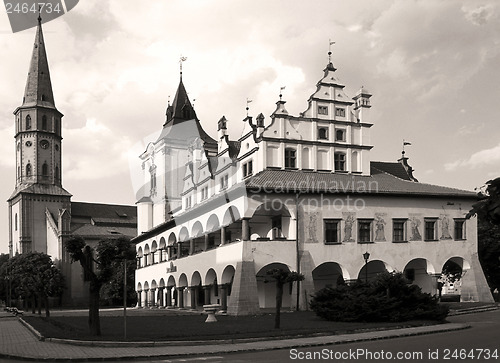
<box><xmin>310</xmin><ymin>272</ymin><xmax>449</xmax><ymax>322</ymax></box>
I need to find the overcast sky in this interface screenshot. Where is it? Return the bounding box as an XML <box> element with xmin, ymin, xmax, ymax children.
<box><xmin>1</xmin><ymin>0</ymin><xmax>499</xmax><ymax>254</ymax></box>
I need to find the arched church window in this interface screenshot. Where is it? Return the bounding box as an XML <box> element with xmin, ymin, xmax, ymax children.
<box><xmin>26</xmin><ymin>115</ymin><xmax>31</xmax><ymax>130</ymax></box>
<box><xmin>42</xmin><ymin>162</ymin><xmax>48</xmax><ymax>177</ymax></box>
<box><xmin>26</xmin><ymin>163</ymin><xmax>32</xmax><ymax>177</ymax></box>
<box><xmin>42</xmin><ymin>115</ymin><xmax>47</xmax><ymax>130</ymax></box>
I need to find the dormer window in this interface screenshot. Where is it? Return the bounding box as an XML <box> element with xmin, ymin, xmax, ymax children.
<box><xmin>318</xmin><ymin>106</ymin><xmax>328</xmax><ymax>115</ymax></box>
<box><xmin>335</xmin><ymin>108</ymin><xmax>345</xmax><ymax>117</ymax></box>
<box><xmin>318</xmin><ymin>127</ymin><xmax>328</xmax><ymax>140</ymax></box>
<box><xmin>285</xmin><ymin>148</ymin><xmax>297</xmax><ymax>168</ymax></box>
<box><xmin>335</xmin><ymin>129</ymin><xmax>346</xmax><ymax>142</ymax></box>
<box><xmin>334</xmin><ymin>152</ymin><xmax>346</xmax><ymax>171</ymax></box>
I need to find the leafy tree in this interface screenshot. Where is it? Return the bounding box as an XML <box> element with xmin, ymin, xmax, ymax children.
<box><xmin>265</xmin><ymin>268</ymin><xmax>304</xmax><ymax>329</ymax></box>
<box><xmin>310</xmin><ymin>272</ymin><xmax>448</xmax><ymax>322</ymax></box>
<box><xmin>100</xmin><ymin>249</ymin><xmax>137</xmax><ymax>307</ymax></box>
<box><xmin>65</xmin><ymin>236</ymin><xmax>136</xmax><ymax>336</ymax></box>
<box><xmin>467</xmin><ymin>177</ymin><xmax>500</xmax><ymax>225</ymax></box>
<box><xmin>478</xmin><ymin>218</ymin><xmax>500</xmax><ymax>299</ymax></box>
<box><xmin>0</xmin><ymin>254</ymin><xmax>9</xmax><ymax>304</ymax></box>
<box><xmin>0</xmin><ymin>252</ymin><xmax>64</xmax><ymax>316</ymax></box>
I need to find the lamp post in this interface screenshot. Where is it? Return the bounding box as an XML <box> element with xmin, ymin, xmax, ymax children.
<box><xmin>363</xmin><ymin>252</ymin><xmax>370</xmax><ymax>283</ymax></box>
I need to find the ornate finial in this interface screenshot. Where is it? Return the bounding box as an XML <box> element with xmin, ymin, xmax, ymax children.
<box><xmin>179</xmin><ymin>56</ymin><xmax>187</xmax><ymax>78</ymax></box>
<box><xmin>279</xmin><ymin>86</ymin><xmax>286</xmax><ymax>102</ymax></box>
<box><xmin>246</xmin><ymin>98</ymin><xmax>252</xmax><ymax>116</ymax></box>
<box><xmin>37</xmin><ymin>6</ymin><xmax>42</xmax><ymax>24</ymax></box>
<box><xmin>328</xmin><ymin>39</ymin><xmax>335</xmax><ymax>63</ymax></box>
<box><xmin>167</xmin><ymin>95</ymin><xmax>171</xmax><ymax>106</ymax></box>
<box><xmin>402</xmin><ymin>139</ymin><xmax>412</xmax><ymax>157</ymax></box>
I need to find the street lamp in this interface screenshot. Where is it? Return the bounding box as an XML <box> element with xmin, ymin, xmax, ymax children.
<box><xmin>363</xmin><ymin>252</ymin><xmax>370</xmax><ymax>283</ymax></box>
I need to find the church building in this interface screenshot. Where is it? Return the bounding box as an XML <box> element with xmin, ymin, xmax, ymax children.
<box><xmin>7</xmin><ymin>17</ymin><xmax>137</xmax><ymax>306</ymax></box>
<box><xmin>133</xmin><ymin>53</ymin><xmax>494</xmax><ymax>313</ymax></box>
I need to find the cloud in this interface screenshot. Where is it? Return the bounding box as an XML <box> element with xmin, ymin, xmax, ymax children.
<box><xmin>457</xmin><ymin>123</ymin><xmax>485</xmax><ymax>136</ymax></box>
<box><xmin>445</xmin><ymin>143</ymin><xmax>500</xmax><ymax>171</ymax></box>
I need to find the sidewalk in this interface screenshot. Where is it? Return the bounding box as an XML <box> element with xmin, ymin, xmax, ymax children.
<box><xmin>0</xmin><ymin>310</ymin><xmax>470</xmax><ymax>362</ymax></box>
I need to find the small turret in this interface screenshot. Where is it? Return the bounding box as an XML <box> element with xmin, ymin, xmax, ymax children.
<box><xmin>218</xmin><ymin>116</ymin><xmax>228</xmax><ymax>139</ymax></box>
<box><xmin>256</xmin><ymin>113</ymin><xmax>265</xmax><ymax>137</ymax></box>
<box><xmin>353</xmin><ymin>86</ymin><xmax>372</xmax><ymax>123</ymax></box>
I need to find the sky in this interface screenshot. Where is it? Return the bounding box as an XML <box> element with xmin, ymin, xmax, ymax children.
<box><xmin>0</xmin><ymin>0</ymin><xmax>499</xmax><ymax>254</ymax></box>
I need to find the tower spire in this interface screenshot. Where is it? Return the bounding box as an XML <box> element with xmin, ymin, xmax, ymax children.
<box><xmin>23</xmin><ymin>13</ymin><xmax>55</xmax><ymax>108</ymax></box>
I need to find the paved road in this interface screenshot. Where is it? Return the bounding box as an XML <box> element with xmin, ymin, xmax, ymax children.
<box><xmin>214</xmin><ymin>310</ymin><xmax>500</xmax><ymax>363</ymax></box>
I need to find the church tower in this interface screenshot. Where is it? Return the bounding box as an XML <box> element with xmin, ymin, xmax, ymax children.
<box><xmin>8</xmin><ymin>16</ymin><xmax>71</xmax><ymax>257</ymax></box>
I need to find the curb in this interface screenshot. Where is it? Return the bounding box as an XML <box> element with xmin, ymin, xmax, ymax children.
<box><xmin>448</xmin><ymin>306</ymin><xmax>498</xmax><ymax>316</ymax></box>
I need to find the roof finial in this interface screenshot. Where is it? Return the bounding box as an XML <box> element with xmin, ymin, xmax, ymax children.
<box><xmin>402</xmin><ymin>139</ymin><xmax>412</xmax><ymax>158</ymax></box>
<box><xmin>37</xmin><ymin>5</ymin><xmax>42</xmax><ymax>24</ymax></box>
<box><xmin>279</xmin><ymin>86</ymin><xmax>286</xmax><ymax>101</ymax></box>
<box><xmin>179</xmin><ymin>56</ymin><xmax>187</xmax><ymax>78</ymax></box>
<box><xmin>328</xmin><ymin>39</ymin><xmax>335</xmax><ymax>64</ymax></box>
<box><xmin>246</xmin><ymin>98</ymin><xmax>252</xmax><ymax>117</ymax></box>
<box><xmin>167</xmin><ymin>95</ymin><xmax>171</xmax><ymax>106</ymax></box>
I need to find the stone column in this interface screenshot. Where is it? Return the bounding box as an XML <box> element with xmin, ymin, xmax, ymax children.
<box><xmin>158</xmin><ymin>287</ymin><xmax>164</xmax><ymax>307</ymax></box>
<box><xmin>144</xmin><ymin>289</ymin><xmax>149</xmax><ymax>307</ymax></box>
<box><xmin>177</xmin><ymin>242</ymin><xmax>182</xmax><ymax>259</ymax></box>
<box><xmin>203</xmin><ymin>285</ymin><xmax>211</xmax><ymax>305</ymax></box>
<box><xmin>137</xmin><ymin>291</ymin><xmax>142</xmax><ymax>307</ymax></box>
<box><xmin>220</xmin><ymin>227</ymin><xmax>226</xmax><ymax>246</ymax></box>
<box><xmin>177</xmin><ymin>287</ymin><xmax>184</xmax><ymax>308</ymax></box>
<box><xmin>189</xmin><ymin>239</ymin><xmax>194</xmax><ymax>255</ymax></box>
<box><xmin>189</xmin><ymin>286</ymin><xmax>197</xmax><ymax>309</ymax></box>
<box><xmin>220</xmin><ymin>284</ymin><xmax>228</xmax><ymax>312</ymax></box>
<box><xmin>242</xmin><ymin>218</ymin><xmax>250</xmax><ymax>241</ymax></box>
<box><xmin>204</xmin><ymin>234</ymin><xmax>209</xmax><ymax>251</ymax></box>
<box><xmin>159</xmin><ymin>248</ymin><xmax>163</xmax><ymax>263</ymax></box>
<box><xmin>150</xmin><ymin>288</ymin><xmax>156</xmax><ymax>307</ymax></box>
<box><xmin>144</xmin><ymin>254</ymin><xmax>148</xmax><ymax>267</ymax></box>
<box><xmin>166</xmin><ymin>286</ymin><xmax>172</xmax><ymax>307</ymax></box>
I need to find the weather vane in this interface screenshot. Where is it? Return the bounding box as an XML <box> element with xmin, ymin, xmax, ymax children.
<box><xmin>279</xmin><ymin>86</ymin><xmax>286</xmax><ymax>101</ymax></box>
<box><xmin>179</xmin><ymin>56</ymin><xmax>187</xmax><ymax>77</ymax></box>
<box><xmin>246</xmin><ymin>98</ymin><xmax>252</xmax><ymax>116</ymax></box>
<box><xmin>402</xmin><ymin>139</ymin><xmax>412</xmax><ymax>157</ymax></box>
<box><xmin>328</xmin><ymin>39</ymin><xmax>335</xmax><ymax>63</ymax></box>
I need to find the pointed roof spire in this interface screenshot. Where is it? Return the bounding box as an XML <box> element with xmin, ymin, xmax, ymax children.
<box><xmin>22</xmin><ymin>13</ymin><xmax>56</xmax><ymax>109</ymax></box>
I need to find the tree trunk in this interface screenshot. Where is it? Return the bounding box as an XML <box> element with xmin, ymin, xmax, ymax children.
<box><xmin>275</xmin><ymin>281</ymin><xmax>284</xmax><ymax>329</ymax></box>
<box><xmin>88</xmin><ymin>281</ymin><xmax>101</xmax><ymax>336</ymax></box>
<box><xmin>44</xmin><ymin>296</ymin><xmax>50</xmax><ymax>318</ymax></box>
<box><xmin>37</xmin><ymin>293</ymin><xmax>42</xmax><ymax>315</ymax></box>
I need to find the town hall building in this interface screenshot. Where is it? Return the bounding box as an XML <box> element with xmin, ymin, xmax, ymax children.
<box><xmin>133</xmin><ymin>54</ymin><xmax>494</xmax><ymax>314</ymax></box>
<box><xmin>7</xmin><ymin>17</ymin><xmax>137</xmax><ymax>306</ymax></box>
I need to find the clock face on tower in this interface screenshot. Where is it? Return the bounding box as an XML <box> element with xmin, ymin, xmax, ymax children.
<box><xmin>40</xmin><ymin>139</ymin><xmax>50</xmax><ymax>149</ymax></box>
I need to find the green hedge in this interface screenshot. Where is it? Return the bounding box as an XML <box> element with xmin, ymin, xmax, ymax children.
<box><xmin>310</xmin><ymin>272</ymin><xmax>449</xmax><ymax>322</ymax></box>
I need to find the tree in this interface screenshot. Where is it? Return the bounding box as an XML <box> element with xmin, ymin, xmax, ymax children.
<box><xmin>265</xmin><ymin>268</ymin><xmax>304</xmax><ymax>329</ymax></box>
<box><xmin>467</xmin><ymin>177</ymin><xmax>500</xmax><ymax>225</ymax></box>
<box><xmin>478</xmin><ymin>218</ymin><xmax>500</xmax><ymax>299</ymax></box>
<box><xmin>0</xmin><ymin>254</ymin><xmax>9</xmax><ymax>304</ymax></box>
<box><xmin>100</xmin><ymin>256</ymin><xmax>137</xmax><ymax>307</ymax></box>
<box><xmin>65</xmin><ymin>236</ymin><xmax>136</xmax><ymax>336</ymax></box>
<box><xmin>0</xmin><ymin>252</ymin><xmax>64</xmax><ymax>316</ymax></box>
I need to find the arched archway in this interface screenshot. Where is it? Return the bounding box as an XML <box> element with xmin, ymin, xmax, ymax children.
<box><xmin>441</xmin><ymin>257</ymin><xmax>470</xmax><ymax>298</ymax></box>
<box><xmin>256</xmin><ymin>263</ymin><xmax>292</xmax><ymax>308</ymax></box>
<box><xmin>151</xmin><ymin>241</ymin><xmax>158</xmax><ymax>264</ymax></box>
<box><xmin>179</xmin><ymin>227</ymin><xmax>189</xmax><ymax>242</ymax></box>
<box><xmin>143</xmin><ymin>281</ymin><xmax>150</xmax><ymax>307</ymax></box>
<box><xmin>159</xmin><ymin>237</ymin><xmax>166</xmax><ymax>261</ymax></box>
<box><xmin>221</xmin><ymin>265</ymin><xmax>236</xmax><ymax>311</ymax></box>
<box><xmin>144</xmin><ymin>244</ymin><xmax>150</xmax><ymax>266</ymax></box>
<box><xmin>358</xmin><ymin>260</ymin><xmax>394</xmax><ymax>282</ymax></box>
<box><xmin>312</xmin><ymin>262</ymin><xmax>349</xmax><ymax>291</ymax></box>
<box><xmin>404</xmin><ymin>258</ymin><xmax>436</xmax><ymax>294</ymax></box>
<box><xmin>206</xmin><ymin>214</ymin><xmax>220</xmax><ymax>232</ymax></box>
<box><xmin>190</xmin><ymin>271</ymin><xmax>203</xmax><ymax>308</ymax></box>
<box><xmin>203</xmin><ymin>268</ymin><xmax>219</xmax><ymax>306</ymax></box>
<box><xmin>250</xmin><ymin>201</ymin><xmax>292</xmax><ymax>240</ymax></box>
<box><xmin>137</xmin><ymin>247</ymin><xmax>143</xmax><ymax>268</ymax></box>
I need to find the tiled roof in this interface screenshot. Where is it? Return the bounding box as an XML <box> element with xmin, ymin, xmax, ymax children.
<box><xmin>70</xmin><ymin>224</ymin><xmax>137</xmax><ymax>240</ymax></box>
<box><xmin>371</xmin><ymin>161</ymin><xmax>412</xmax><ymax>181</ymax></box>
<box><xmin>245</xmin><ymin>168</ymin><xmax>476</xmax><ymax>198</ymax></box>
<box><xmin>8</xmin><ymin>183</ymin><xmax>72</xmax><ymax>200</ymax></box>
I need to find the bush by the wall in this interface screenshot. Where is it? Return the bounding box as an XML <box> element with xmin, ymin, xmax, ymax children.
<box><xmin>310</xmin><ymin>272</ymin><xmax>449</xmax><ymax>322</ymax></box>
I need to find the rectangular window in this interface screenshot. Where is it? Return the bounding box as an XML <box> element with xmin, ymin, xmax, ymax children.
<box><xmin>318</xmin><ymin>127</ymin><xmax>328</xmax><ymax>140</ymax></box>
<box><xmin>424</xmin><ymin>218</ymin><xmax>438</xmax><ymax>241</ymax></box>
<box><xmin>201</xmin><ymin>186</ymin><xmax>208</xmax><ymax>201</ymax></box>
<box><xmin>334</xmin><ymin>152</ymin><xmax>346</xmax><ymax>171</ymax></box>
<box><xmin>335</xmin><ymin>129</ymin><xmax>346</xmax><ymax>141</ymax></box>
<box><xmin>318</xmin><ymin>106</ymin><xmax>328</xmax><ymax>115</ymax></box>
<box><xmin>220</xmin><ymin>174</ymin><xmax>229</xmax><ymax>190</ymax></box>
<box><xmin>358</xmin><ymin>219</ymin><xmax>373</xmax><ymax>243</ymax></box>
<box><xmin>324</xmin><ymin>219</ymin><xmax>340</xmax><ymax>244</ymax></box>
<box><xmin>185</xmin><ymin>195</ymin><xmax>192</xmax><ymax>209</ymax></box>
<box><xmin>243</xmin><ymin>160</ymin><xmax>253</xmax><ymax>178</ymax></box>
<box><xmin>335</xmin><ymin>108</ymin><xmax>346</xmax><ymax>117</ymax></box>
<box><xmin>454</xmin><ymin>219</ymin><xmax>466</xmax><ymax>240</ymax></box>
<box><xmin>285</xmin><ymin>149</ymin><xmax>297</xmax><ymax>168</ymax></box>
<box><xmin>393</xmin><ymin>219</ymin><xmax>407</xmax><ymax>242</ymax></box>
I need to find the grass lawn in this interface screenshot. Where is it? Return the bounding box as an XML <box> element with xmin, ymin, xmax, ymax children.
<box><xmin>23</xmin><ymin>310</ymin><xmax>439</xmax><ymax>342</ymax></box>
